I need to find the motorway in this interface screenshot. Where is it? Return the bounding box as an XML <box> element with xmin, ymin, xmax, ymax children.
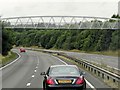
<box><xmin>1</xmin><ymin>49</ymin><xmax>110</xmax><ymax>89</ymax></box>
<box><xmin>41</xmin><ymin>49</ymin><xmax>119</xmax><ymax>70</ymax></box>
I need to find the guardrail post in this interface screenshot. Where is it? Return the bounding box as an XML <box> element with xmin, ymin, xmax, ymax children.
<box><xmin>88</xmin><ymin>66</ymin><xmax>90</xmax><ymax>71</ymax></box>
<box><xmin>102</xmin><ymin>73</ymin><xmax>104</xmax><ymax>79</ymax></box>
<box><xmin>94</xmin><ymin>69</ymin><xmax>96</xmax><ymax>74</ymax></box>
<box><xmin>91</xmin><ymin>68</ymin><xmax>93</xmax><ymax>72</ymax></box>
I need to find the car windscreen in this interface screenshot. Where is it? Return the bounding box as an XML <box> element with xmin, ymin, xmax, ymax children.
<box><xmin>49</xmin><ymin>66</ymin><xmax>80</xmax><ymax>76</ymax></box>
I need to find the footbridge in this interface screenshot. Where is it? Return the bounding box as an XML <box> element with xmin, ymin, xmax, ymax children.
<box><xmin>1</xmin><ymin>16</ymin><xmax>120</xmax><ymax>30</ymax></box>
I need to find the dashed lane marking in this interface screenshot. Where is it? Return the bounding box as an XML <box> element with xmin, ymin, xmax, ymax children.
<box><xmin>34</xmin><ymin>70</ymin><xmax>37</xmax><ymax>72</ymax></box>
<box><xmin>32</xmin><ymin>75</ymin><xmax>35</xmax><ymax>78</ymax></box>
<box><xmin>26</xmin><ymin>83</ymin><xmax>31</xmax><ymax>87</ymax></box>
<box><xmin>37</xmin><ymin>56</ymin><xmax>40</xmax><ymax>65</ymax></box>
<box><xmin>26</xmin><ymin>55</ymin><xmax>39</xmax><ymax>87</ymax></box>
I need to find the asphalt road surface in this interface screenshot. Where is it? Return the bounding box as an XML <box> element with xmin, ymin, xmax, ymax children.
<box><xmin>1</xmin><ymin>49</ymin><xmax>110</xmax><ymax>89</ymax></box>
<box><xmin>41</xmin><ymin>49</ymin><xmax>119</xmax><ymax>70</ymax></box>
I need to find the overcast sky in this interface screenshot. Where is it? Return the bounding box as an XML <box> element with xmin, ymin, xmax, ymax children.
<box><xmin>0</xmin><ymin>0</ymin><xmax>119</xmax><ymax>18</ymax></box>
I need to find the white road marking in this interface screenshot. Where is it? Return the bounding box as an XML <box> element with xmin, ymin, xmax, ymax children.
<box><xmin>0</xmin><ymin>51</ymin><xmax>21</xmax><ymax>70</ymax></box>
<box><xmin>34</xmin><ymin>70</ymin><xmax>37</xmax><ymax>72</ymax></box>
<box><xmin>37</xmin><ymin>56</ymin><xmax>40</xmax><ymax>65</ymax></box>
<box><xmin>26</xmin><ymin>83</ymin><xmax>31</xmax><ymax>87</ymax></box>
<box><xmin>32</xmin><ymin>75</ymin><xmax>35</xmax><ymax>78</ymax></box>
<box><xmin>26</xmin><ymin>55</ymin><xmax>39</xmax><ymax>87</ymax></box>
<box><xmin>57</xmin><ymin>58</ymin><xmax>96</xmax><ymax>89</ymax></box>
<box><xmin>85</xmin><ymin>79</ymin><xmax>95</xmax><ymax>89</ymax></box>
<box><xmin>54</xmin><ymin>57</ymin><xmax>67</xmax><ymax>65</ymax></box>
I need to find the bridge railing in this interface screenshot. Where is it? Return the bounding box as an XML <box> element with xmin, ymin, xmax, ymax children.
<box><xmin>1</xmin><ymin>16</ymin><xmax>120</xmax><ymax>30</ymax></box>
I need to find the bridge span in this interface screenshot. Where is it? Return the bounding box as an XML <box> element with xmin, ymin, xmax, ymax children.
<box><xmin>1</xmin><ymin>16</ymin><xmax>120</xmax><ymax>30</ymax></box>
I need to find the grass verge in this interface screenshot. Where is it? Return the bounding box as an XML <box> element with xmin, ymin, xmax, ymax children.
<box><xmin>0</xmin><ymin>54</ymin><xmax>2</xmax><ymax>66</ymax></box>
<box><xmin>1</xmin><ymin>51</ymin><xmax>18</xmax><ymax>67</ymax></box>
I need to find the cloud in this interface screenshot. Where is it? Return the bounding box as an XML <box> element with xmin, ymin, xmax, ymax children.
<box><xmin>0</xmin><ymin>1</ymin><xmax>118</xmax><ymax>18</ymax></box>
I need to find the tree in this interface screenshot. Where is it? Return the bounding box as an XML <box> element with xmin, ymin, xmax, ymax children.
<box><xmin>55</xmin><ymin>34</ymin><xmax>66</xmax><ymax>49</ymax></box>
<box><xmin>95</xmin><ymin>30</ymin><xmax>113</xmax><ymax>51</ymax></box>
<box><xmin>75</xmin><ymin>30</ymin><xmax>90</xmax><ymax>50</ymax></box>
<box><xmin>109</xmin><ymin>30</ymin><xmax>120</xmax><ymax>50</ymax></box>
<box><xmin>47</xmin><ymin>31</ymin><xmax>61</xmax><ymax>49</ymax></box>
<box><xmin>2</xmin><ymin>29</ymin><xmax>13</xmax><ymax>55</ymax></box>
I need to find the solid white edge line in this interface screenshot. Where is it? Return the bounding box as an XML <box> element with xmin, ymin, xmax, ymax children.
<box><xmin>85</xmin><ymin>79</ymin><xmax>95</xmax><ymax>89</ymax></box>
<box><xmin>55</xmin><ymin>57</ymin><xmax>68</xmax><ymax>65</ymax></box>
<box><xmin>57</xmin><ymin>57</ymin><xmax>95</xmax><ymax>89</ymax></box>
<box><xmin>0</xmin><ymin>51</ymin><xmax>21</xmax><ymax>70</ymax></box>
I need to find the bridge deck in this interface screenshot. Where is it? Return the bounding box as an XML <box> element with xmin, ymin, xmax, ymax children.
<box><xmin>1</xmin><ymin>16</ymin><xmax>120</xmax><ymax>30</ymax></box>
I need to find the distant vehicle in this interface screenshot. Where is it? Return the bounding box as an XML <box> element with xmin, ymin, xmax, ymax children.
<box><xmin>20</xmin><ymin>47</ymin><xmax>26</xmax><ymax>52</ymax></box>
<box><xmin>41</xmin><ymin>65</ymin><xmax>86</xmax><ymax>90</ymax></box>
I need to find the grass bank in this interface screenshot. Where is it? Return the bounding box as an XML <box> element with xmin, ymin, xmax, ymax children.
<box><xmin>1</xmin><ymin>51</ymin><xmax>18</xmax><ymax>67</ymax></box>
<box><xmin>0</xmin><ymin>54</ymin><xmax>2</xmax><ymax>66</ymax></box>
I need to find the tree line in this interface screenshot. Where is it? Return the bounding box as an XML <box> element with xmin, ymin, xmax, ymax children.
<box><xmin>12</xmin><ymin>29</ymin><xmax>119</xmax><ymax>52</ymax></box>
